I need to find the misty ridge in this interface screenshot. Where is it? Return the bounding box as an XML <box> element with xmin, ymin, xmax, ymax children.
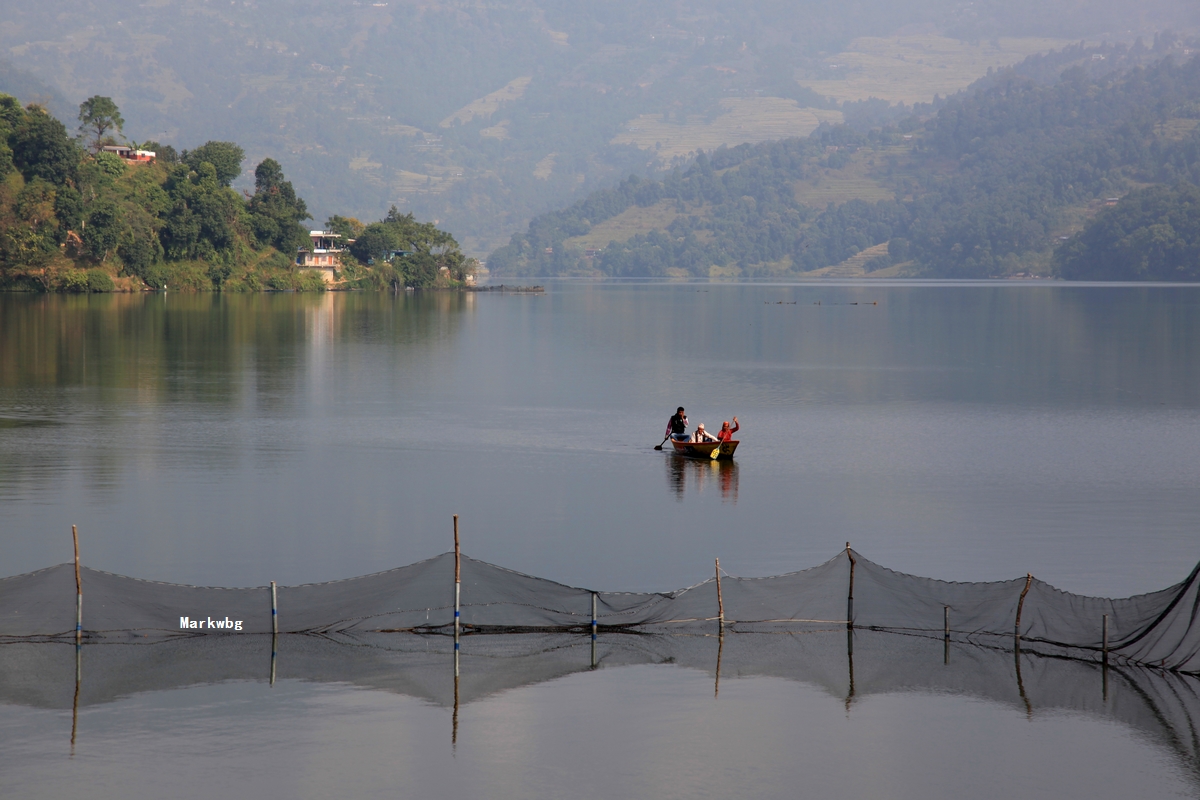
<box><xmin>1</xmin><ymin>0</ymin><xmax>1200</xmax><ymax>279</ymax></box>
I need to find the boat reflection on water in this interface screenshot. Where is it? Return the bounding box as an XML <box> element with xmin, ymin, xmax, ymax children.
<box><xmin>666</xmin><ymin>455</ymin><xmax>739</xmax><ymax>503</ymax></box>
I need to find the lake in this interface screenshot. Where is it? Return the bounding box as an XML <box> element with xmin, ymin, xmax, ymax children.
<box><xmin>2</xmin><ymin>282</ymin><xmax>1199</xmax><ymax>798</ymax></box>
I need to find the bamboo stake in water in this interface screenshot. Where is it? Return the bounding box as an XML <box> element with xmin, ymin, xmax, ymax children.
<box><xmin>846</xmin><ymin>543</ymin><xmax>856</xmax><ymax>631</ymax></box>
<box><xmin>270</xmin><ymin>580</ymin><xmax>279</xmax><ymax>685</ymax></box>
<box><xmin>73</xmin><ymin>525</ymin><xmax>82</xmax><ymax>645</ymax></box>
<box><xmin>454</xmin><ymin>515</ymin><xmax>461</xmax><ymax>654</ymax></box>
<box><xmin>715</xmin><ymin>558</ymin><xmax>725</xmax><ymax>632</ymax></box>
<box><xmin>1015</xmin><ymin>573</ymin><xmax>1033</xmax><ymax>643</ymax></box>
<box><xmin>943</xmin><ymin>606</ymin><xmax>950</xmax><ymax>665</ymax></box>
<box><xmin>591</xmin><ymin>591</ymin><xmax>598</xmax><ymax>669</ymax></box>
<box><xmin>1099</xmin><ymin>614</ymin><xmax>1108</xmax><ymax>700</ymax></box>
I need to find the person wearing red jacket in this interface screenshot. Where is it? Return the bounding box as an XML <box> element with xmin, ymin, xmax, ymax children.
<box><xmin>716</xmin><ymin>417</ymin><xmax>739</xmax><ymax>442</ymax></box>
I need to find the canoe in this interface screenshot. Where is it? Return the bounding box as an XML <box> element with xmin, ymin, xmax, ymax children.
<box><xmin>670</xmin><ymin>438</ymin><xmax>739</xmax><ymax>460</ymax></box>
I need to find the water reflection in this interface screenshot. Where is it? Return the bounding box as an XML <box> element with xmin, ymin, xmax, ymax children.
<box><xmin>666</xmin><ymin>455</ymin><xmax>739</xmax><ymax>503</ymax></box>
<box><xmin>0</xmin><ymin>292</ymin><xmax>473</xmax><ymax>396</ymax></box>
<box><xmin>0</xmin><ymin>292</ymin><xmax>473</xmax><ymax>500</ymax></box>
<box><xmin>4</xmin><ymin>628</ymin><xmax>1199</xmax><ymax>789</ymax></box>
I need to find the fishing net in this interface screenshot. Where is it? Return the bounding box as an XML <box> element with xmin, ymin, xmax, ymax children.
<box><xmin>2</xmin><ymin>548</ymin><xmax>1197</xmax><ymax>672</ymax></box>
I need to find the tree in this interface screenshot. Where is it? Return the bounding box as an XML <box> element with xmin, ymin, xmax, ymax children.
<box><xmin>140</xmin><ymin>141</ymin><xmax>178</xmax><ymax>164</ymax></box>
<box><xmin>10</xmin><ymin>107</ymin><xmax>79</xmax><ymax>186</ymax></box>
<box><xmin>77</xmin><ymin>96</ymin><xmax>124</xmax><ymax>150</ymax></box>
<box><xmin>349</xmin><ymin>223</ymin><xmax>399</xmax><ymax>263</ymax></box>
<box><xmin>82</xmin><ymin>202</ymin><xmax>126</xmax><ymax>262</ymax></box>
<box><xmin>248</xmin><ymin>158</ymin><xmax>310</xmax><ymax>252</ymax></box>
<box><xmin>326</xmin><ymin>215</ymin><xmax>365</xmax><ymax>240</ymax></box>
<box><xmin>184</xmin><ymin>141</ymin><xmax>244</xmax><ymax>187</ymax></box>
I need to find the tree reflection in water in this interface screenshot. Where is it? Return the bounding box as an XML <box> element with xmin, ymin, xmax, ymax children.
<box><xmin>666</xmin><ymin>455</ymin><xmax>738</xmax><ymax>503</ymax></box>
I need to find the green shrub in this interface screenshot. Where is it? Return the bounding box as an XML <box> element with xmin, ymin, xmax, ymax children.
<box><xmin>296</xmin><ymin>271</ymin><xmax>327</xmax><ymax>292</ymax></box>
<box><xmin>86</xmin><ymin>269</ymin><xmax>115</xmax><ymax>292</ymax></box>
<box><xmin>94</xmin><ymin>151</ymin><xmax>126</xmax><ymax>177</ymax></box>
<box><xmin>266</xmin><ymin>273</ymin><xmax>295</xmax><ymax>291</ymax></box>
<box><xmin>59</xmin><ymin>270</ymin><xmax>89</xmax><ymax>293</ymax></box>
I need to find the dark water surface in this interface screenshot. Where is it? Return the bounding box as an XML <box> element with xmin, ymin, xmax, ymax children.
<box><xmin>2</xmin><ymin>283</ymin><xmax>1199</xmax><ymax>798</ymax></box>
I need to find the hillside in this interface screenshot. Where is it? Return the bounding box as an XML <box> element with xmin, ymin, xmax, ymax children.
<box><xmin>1056</xmin><ymin>184</ymin><xmax>1200</xmax><ymax>280</ymax></box>
<box><xmin>0</xmin><ymin>96</ymin><xmax>472</xmax><ymax>292</ymax></box>
<box><xmin>1</xmin><ymin>1</ymin><xmax>1197</xmax><ymax>256</ymax></box>
<box><xmin>487</xmin><ymin>40</ymin><xmax>1200</xmax><ymax>279</ymax></box>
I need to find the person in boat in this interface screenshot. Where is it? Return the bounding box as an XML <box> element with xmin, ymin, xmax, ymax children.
<box><xmin>666</xmin><ymin>407</ymin><xmax>690</xmax><ymax>441</ymax></box>
<box><xmin>693</xmin><ymin>423</ymin><xmax>718</xmax><ymax>443</ymax></box>
<box><xmin>716</xmin><ymin>417</ymin><xmax>739</xmax><ymax>442</ymax></box>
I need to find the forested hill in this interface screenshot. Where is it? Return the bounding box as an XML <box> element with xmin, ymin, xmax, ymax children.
<box><xmin>3</xmin><ymin>1</ymin><xmax>1196</xmax><ymax>257</ymax></box>
<box><xmin>488</xmin><ymin>46</ymin><xmax>1200</xmax><ymax>280</ymax></box>
<box><xmin>0</xmin><ymin>96</ymin><xmax>473</xmax><ymax>292</ymax></box>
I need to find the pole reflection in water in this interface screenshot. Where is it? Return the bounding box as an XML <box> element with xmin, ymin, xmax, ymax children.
<box><xmin>3</xmin><ymin>627</ymin><xmax>1198</xmax><ymax>794</ymax></box>
<box><xmin>452</xmin><ymin>650</ymin><xmax>459</xmax><ymax>749</ymax></box>
<box><xmin>665</xmin><ymin>457</ymin><xmax>738</xmax><ymax>503</ymax></box>
<box><xmin>70</xmin><ymin>643</ymin><xmax>80</xmax><ymax>756</ymax></box>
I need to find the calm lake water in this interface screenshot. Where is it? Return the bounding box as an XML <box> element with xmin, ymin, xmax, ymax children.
<box><xmin>2</xmin><ymin>282</ymin><xmax>1199</xmax><ymax>798</ymax></box>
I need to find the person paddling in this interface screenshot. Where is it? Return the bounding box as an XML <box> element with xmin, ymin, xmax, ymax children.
<box><xmin>665</xmin><ymin>407</ymin><xmax>689</xmax><ymax>442</ymax></box>
<box><xmin>716</xmin><ymin>417</ymin><xmax>739</xmax><ymax>442</ymax></box>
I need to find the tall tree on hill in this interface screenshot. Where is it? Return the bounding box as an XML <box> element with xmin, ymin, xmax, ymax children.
<box><xmin>10</xmin><ymin>106</ymin><xmax>78</xmax><ymax>187</ymax></box>
<box><xmin>183</xmin><ymin>141</ymin><xmax>244</xmax><ymax>187</ymax></box>
<box><xmin>77</xmin><ymin>95</ymin><xmax>124</xmax><ymax>151</ymax></box>
<box><xmin>248</xmin><ymin>158</ymin><xmax>310</xmax><ymax>253</ymax></box>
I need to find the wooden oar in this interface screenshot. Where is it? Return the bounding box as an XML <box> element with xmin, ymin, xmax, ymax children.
<box><xmin>654</xmin><ymin>435</ymin><xmax>669</xmax><ymax>451</ymax></box>
<box><xmin>710</xmin><ymin>439</ymin><xmax>723</xmax><ymax>460</ymax></box>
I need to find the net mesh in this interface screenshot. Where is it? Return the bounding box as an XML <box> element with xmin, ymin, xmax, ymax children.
<box><xmin>2</xmin><ymin>548</ymin><xmax>1199</xmax><ymax>672</ymax></box>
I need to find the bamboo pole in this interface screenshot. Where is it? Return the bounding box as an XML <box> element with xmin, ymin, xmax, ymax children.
<box><xmin>72</xmin><ymin>525</ymin><xmax>82</xmax><ymax>645</ymax></box>
<box><xmin>846</xmin><ymin>543</ymin><xmax>855</xmax><ymax>631</ymax></box>
<box><xmin>715</xmin><ymin>558</ymin><xmax>725</xmax><ymax>632</ymax></box>
<box><xmin>943</xmin><ymin>606</ymin><xmax>950</xmax><ymax>665</ymax></box>
<box><xmin>271</xmin><ymin>581</ymin><xmax>278</xmax><ymax>636</ymax></box>
<box><xmin>1099</xmin><ymin>614</ymin><xmax>1108</xmax><ymax>700</ymax></box>
<box><xmin>1014</xmin><ymin>573</ymin><xmax>1033</xmax><ymax>642</ymax></box>
<box><xmin>453</xmin><ymin>515</ymin><xmax>461</xmax><ymax>653</ymax></box>
<box><xmin>591</xmin><ymin>591</ymin><xmax>598</xmax><ymax>669</ymax></box>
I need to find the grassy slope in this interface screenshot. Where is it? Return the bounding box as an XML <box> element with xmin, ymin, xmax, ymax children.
<box><xmin>561</xmin><ymin>141</ymin><xmax>915</xmax><ymax>256</ymax></box>
<box><xmin>799</xmin><ymin>35</ymin><xmax>1074</xmax><ymax>103</ymax></box>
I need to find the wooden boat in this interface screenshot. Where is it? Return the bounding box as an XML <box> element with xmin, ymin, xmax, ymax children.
<box><xmin>670</xmin><ymin>438</ymin><xmax>739</xmax><ymax>460</ymax></box>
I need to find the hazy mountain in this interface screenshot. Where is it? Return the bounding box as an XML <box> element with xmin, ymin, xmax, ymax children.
<box><xmin>1</xmin><ymin>0</ymin><xmax>1197</xmax><ymax>255</ymax></box>
<box><xmin>488</xmin><ymin>40</ymin><xmax>1200</xmax><ymax>279</ymax></box>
